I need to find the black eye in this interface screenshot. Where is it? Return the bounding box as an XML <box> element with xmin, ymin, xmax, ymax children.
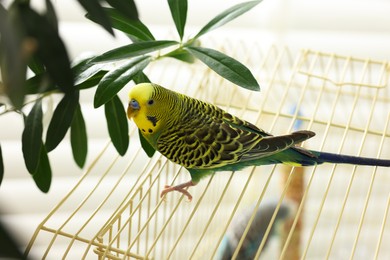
<box><xmin>148</xmin><ymin>99</ymin><xmax>154</xmax><ymax>105</ymax></box>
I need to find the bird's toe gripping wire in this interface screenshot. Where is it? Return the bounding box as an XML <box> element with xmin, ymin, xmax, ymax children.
<box><xmin>160</xmin><ymin>180</ymin><xmax>197</xmax><ymax>202</ymax></box>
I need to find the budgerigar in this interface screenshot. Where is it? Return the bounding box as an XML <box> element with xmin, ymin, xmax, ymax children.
<box><xmin>127</xmin><ymin>83</ymin><xmax>390</xmax><ymax>201</ymax></box>
<box><xmin>217</xmin><ymin>200</ymin><xmax>295</xmax><ymax>260</ymax></box>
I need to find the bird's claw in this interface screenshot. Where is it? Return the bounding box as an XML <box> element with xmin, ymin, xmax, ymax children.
<box><xmin>160</xmin><ymin>184</ymin><xmax>193</xmax><ymax>202</ymax></box>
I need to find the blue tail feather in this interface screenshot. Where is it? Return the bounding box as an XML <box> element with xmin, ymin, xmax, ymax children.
<box><xmin>313</xmin><ymin>151</ymin><xmax>390</xmax><ymax>167</ymax></box>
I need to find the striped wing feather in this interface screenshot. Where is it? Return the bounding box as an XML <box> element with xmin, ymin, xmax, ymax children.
<box><xmin>157</xmin><ymin>97</ymin><xmax>315</xmax><ymax>169</ymax></box>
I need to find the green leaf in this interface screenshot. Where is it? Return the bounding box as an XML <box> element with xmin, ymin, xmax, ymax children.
<box><xmin>106</xmin><ymin>0</ymin><xmax>138</xmax><ymax>21</ymax></box>
<box><xmin>105</xmin><ymin>95</ymin><xmax>129</xmax><ymax>156</ymax></box>
<box><xmin>26</xmin><ymin>66</ymin><xmax>105</xmax><ymax>94</ymax></box>
<box><xmin>71</xmin><ymin>104</ymin><xmax>88</xmax><ymax>168</ymax></box>
<box><xmin>25</xmin><ymin>10</ymin><xmax>45</xmax><ymax>76</ymax></box>
<box><xmin>22</xmin><ymin>99</ymin><xmax>43</xmax><ymax>173</ymax></box>
<box><xmin>71</xmin><ymin>54</ymin><xmax>95</xmax><ymax>68</ymax></box>
<box><xmin>186</xmin><ymin>46</ymin><xmax>260</xmax><ymax>91</ymax></box>
<box><xmin>32</xmin><ymin>143</ymin><xmax>51</xmax><ymax>193</ymax></box>
<box><xmin>106</xmin><ymin>8</ymin><xmax>153</xmax><ymax>41</ymax></box>
<box><xmin>71</xmin><ymin>54</ymin><xmax>96</xmax><ymax>72</ymax></box>
<box><xmin>0</xmin><ymin>144</ymin><xmax>4</xmax><ymax>187</ymax></box>
<box><xmin>73</xmin><ymin>57</ymin><xmax>106</xmax><ymax>86</ymax></box>
<box><xmin>99</xmin><ymin>7</ymin><xmax>155</xmax><ymax>41</ymax></box>
<box><xmin>194</xmin><ymin>0</ymin><xmax>262</xmax><ymax>39</ymax></box>
<box><xmin>138</xmin><ymin>129</ymin><xmax>155</xmax><ymax>157</ymax></box>
<box><xmin>78</xmin><ymin>0</ymin><xmax>114</xmax><ymax>35</ymax></box>
<box><xmin>25</xmin><ymin>73</ymin><xmax>55</xmax><ymax>94</ymax></box>
<box><xmin>132</xmin><ymin>71</ymin><xmax>151</xmax><ymax>84</ymax></box>
<box><xmin>168</xmin><ymin>0</ymin><xmax>187</xmax><ymax>40</ymax></box>
<box><xmin>18</xmin><ymin>4</ymin><xmax>75</xmax><ymax>94</ymax></box>
<box><xmin>71</xmin><ymin>54</ymin><xmax>108</xmax><ymax>89</ymax></box>
<box><xmin>76</xmin><ymin>70</ymin><xmax>108</xmax><ymax>90</ymax></box>
<box><xmin>28</xmin><ymin>55</ymin><xmax>45</xmax><ymax>75</ymax></box>
<box><xmin>91</xmin><ymin>40</ymin><xmax>178</xmax><ymax>63</ymax></box>
<box><xmin>0</xmin><ymin>4</ymin><xmax>27</xmax><ymax>109</ymax></box>
<box><xmin>45</xmin><ymin>0</ymin><xmax>58</xmax><ymax>32</ymax></box>
<box><xmin>46</xmin><ymin>91</ymin><xmax>80</xmax><ymax>152</ymax></box>
<box><xmin>164</xmin><ymin>48</ymin><xmax>195</xmax><ymax>63</ymax></box>
<box><xmin>94</xmin><ymin>56</ymin><xmax>151</xmax><ymax>108</ymax></box>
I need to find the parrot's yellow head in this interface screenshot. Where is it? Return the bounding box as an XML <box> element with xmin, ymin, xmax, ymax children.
<box><xmin>127</xmin><ymin>83</ymin><xmax>176</xmax><ymax>137</ymax></box>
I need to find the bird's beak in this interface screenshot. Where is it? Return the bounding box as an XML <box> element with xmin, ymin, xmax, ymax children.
<box><xmin>127</xmin><ymin>99</ymin><xmax>140</xmax><ymax>119</ymax></box>
<box><xmin>127</xmin><ymin>105</ymin><xmax>135</xmax><ymax>119</ymax></box>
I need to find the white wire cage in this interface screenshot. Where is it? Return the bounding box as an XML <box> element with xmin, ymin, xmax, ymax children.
<box><xmin>25</xmin><ymin>42</ymin><xmax>390</xmax><ymax>259</ymax></box>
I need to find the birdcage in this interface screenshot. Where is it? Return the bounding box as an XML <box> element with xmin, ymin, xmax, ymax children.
<box><xmin>24</xmin><ymin>42</ymin><xmax>390</xmax><ymax>259</ymax></box>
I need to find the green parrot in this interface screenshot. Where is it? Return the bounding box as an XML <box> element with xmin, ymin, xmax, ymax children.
<box><xmin>127</xmin><ymin>83</ymin><xmax>390</xmax><ymax>201</ymax></box>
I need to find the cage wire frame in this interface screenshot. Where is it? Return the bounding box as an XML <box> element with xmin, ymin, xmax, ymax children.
<box><xmin>24</xmin><ymin>43</ymin><xmax>390</xmax><ymax>260</ymax></box>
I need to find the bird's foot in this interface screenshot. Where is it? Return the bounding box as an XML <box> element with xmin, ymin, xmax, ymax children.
<box><xmin>160</xmin><ymin>180</ymin><xmax>196</xmax><ymax>202</ymax></box>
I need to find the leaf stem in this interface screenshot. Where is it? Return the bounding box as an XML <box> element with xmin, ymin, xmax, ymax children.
<box><xmin>0</xmin><ymin>89</ymin><xmax>59</xmax><ymax>116</ymax></box>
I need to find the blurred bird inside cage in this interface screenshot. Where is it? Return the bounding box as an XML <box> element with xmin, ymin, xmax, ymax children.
<box><xmin>216</xmin><ymin>200</ymin><xmax>296</xmax><ymax>260</ymax></box>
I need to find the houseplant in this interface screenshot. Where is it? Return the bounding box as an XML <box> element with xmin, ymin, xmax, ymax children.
<box><xmin>0</xmin><ymin>0</ymin><xmax>262</xmax><ymax>192</ymax></box>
